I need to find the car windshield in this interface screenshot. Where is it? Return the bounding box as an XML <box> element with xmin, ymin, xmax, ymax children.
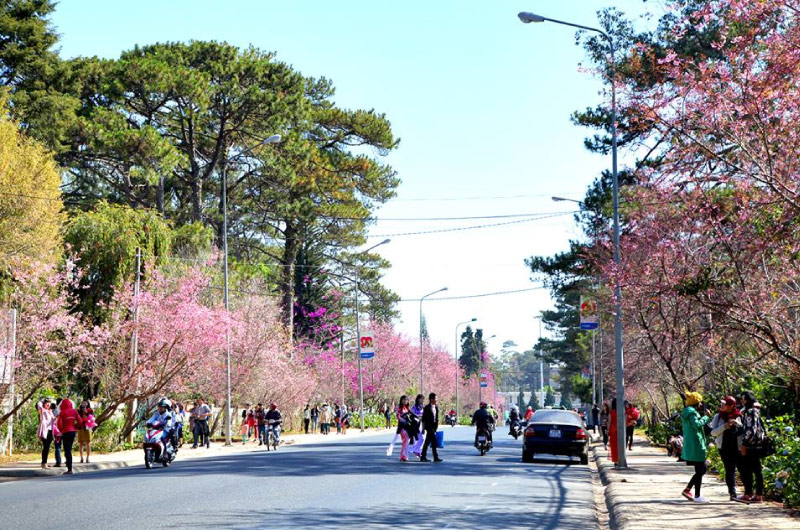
<box><xmin>529</xmin><ymin>410</ymin><xmax>582</xmax><ymax>426</ymax></box>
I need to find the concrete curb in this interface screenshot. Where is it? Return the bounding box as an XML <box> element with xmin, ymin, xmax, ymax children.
<box><xmin>0</xmin><ymin>427</ymin><xmax>395</xmax><ymax>480</ymax></box>
<box><xmin>590</xmin><ymin>442</ymin><xmax>622</xmax><ymax>530</ymax></box>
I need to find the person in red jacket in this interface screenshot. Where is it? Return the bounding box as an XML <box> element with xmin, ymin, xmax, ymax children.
<box><xmin>56</xmin><ymin>398</ymin><xmax>80</xmax><ymax>475</ymax></box>
<box><xmin>625</xmin><ymin>401</ymin><xmax>641</xmax><ymax>451</ymax></box>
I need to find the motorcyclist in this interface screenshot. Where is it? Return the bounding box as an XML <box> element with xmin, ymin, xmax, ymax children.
<box><xmin>508</xmin><ymin>405</ymin><xmax>521</xmax><ymax>435</ymax></box>
<box><xmin>265</xmin><ymin>402</ymin><xmax>282</xmax><ymax>445</ymax></box>
<box><xmin>471</xmin><ymin>402</ymin><xmax>496</xmax><ymax>445</ymax></box>
<box><xmin>147</xmin><ymin>398</ymin><xmax>175</xmax><ymax>451</ymax></box>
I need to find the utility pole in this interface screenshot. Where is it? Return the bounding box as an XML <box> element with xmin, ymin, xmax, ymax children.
<box><xmin>127</xmin><ymin>248</ymin><xmax>141</xmax><ymax>444</ymax></box>
<box><xmin>591</xmin><ymin>329</ymin><xmax>597</xmax><ymax>406</ymax></box>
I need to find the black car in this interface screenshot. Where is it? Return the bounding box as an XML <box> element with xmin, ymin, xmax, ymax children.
<box><xmin>522</xmin><ymin>409</ymin><xmax>589</xmax><ymax>464</ymax></box>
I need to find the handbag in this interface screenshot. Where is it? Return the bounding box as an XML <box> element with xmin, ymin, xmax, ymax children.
<box><xmin>753</xmin><ymin>435</ymin><xmax>776</xmax><ymax>458</ymax></box>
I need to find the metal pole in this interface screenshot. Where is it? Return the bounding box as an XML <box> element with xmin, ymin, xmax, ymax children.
<box><xmin>355</xmin><ymin>269</ymin><xmax>365</xmax><ymax>432</ymax></box>
<box><xmin>607</xmin><ymin>41</ymin><xmax>627</xmax><ymax>468</ymax></box>
<box><xmin>127</xmin><ymin>248</ymin><xmax>141</xmax><ymax>444</ymax></box>
<box><xmin>537</xmin><ymin>317</ymin><xmax>544</xmax><ymax>397</ymax></box>
<box><xmin>222</xmin><ymin>156</ymin><xmax>232</xmax><ymax>447</ymax></box>
<box><xmin>419</xmin><ymin>299</ymin><xmax>424</xmax><ymax>395</ymax></box>
<box><xmin>5</xmin><ymin>309</ymin><xmax>16</xmax><ymax>456</ymax></box>
<box><xmin>599</xmin><ymin>325</ymin><xmax>604</xmax><ymax>403</ymax></box>
<box><xmin>591</xmin><ymin>329</ymin><xmax>596</xmax><ymax>407</ymax></box>
<box><xmin>340</xmin><ymin>331</ymin><xmax>345</xmax><ymax>411</ymax></box>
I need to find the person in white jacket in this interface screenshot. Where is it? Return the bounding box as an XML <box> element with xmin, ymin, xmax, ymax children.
<box><xmin>708</xmin><ymin>396</ymin><xmax>744</xmax><ymax>502</ymax></box>
<box><xmin>148</xmin><ymin>398</ymin><xmax>175</xmax><ymax>449</ymax></box>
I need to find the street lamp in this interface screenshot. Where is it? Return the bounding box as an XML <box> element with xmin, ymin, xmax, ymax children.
<box><xmin>520</xmin><ymin>11</ymin><xmax>626</xmax><ymax>467</ymax></box>
<box><xmin>354</xmin><ymin>238</ymin><xmax>391</xmax><ymax>431</ymax></box>
<box><xmin>420</xmin><ymin>287</ymin><xmax>448</xmax><ymax>395</ymax></box>
<box><xmin>455</xmin><ymin>318</ymin><xmax>477</xmax><ymax>418</ymax></box>
<box><xmin>477</xmin><ymin>334</ymin><xmax>496</xmax><ymax>404</ymax></box>
<box><xmin>222</xmin><ymin>133</ymin><xmax>281</xmax><ymax>446</ymax></box>
<box><xmin>551</xmin><ymin>196</ymin><xmax>582</xmax><ymax>204</ymax></box>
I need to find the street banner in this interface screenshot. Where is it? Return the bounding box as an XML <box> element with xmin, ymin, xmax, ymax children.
<box><xmin>479</xmin><ymin>371</ymin><xmax>489</xmax><ymax>388</ymax></box>
<box><xmin>580</xmin><ymin>296</ymin><xmax>599</xmax><ymax>330</ymax></box>
<box><xmin>359</xmin><ymin>330</ymin><xmax>375</xmax><ymax>359</ymax></box>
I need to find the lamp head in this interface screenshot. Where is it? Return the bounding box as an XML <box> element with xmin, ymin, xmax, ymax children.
<box><xmin>264</xmin><ymin>134</ymin><xmax>282</xmax><ymax>144</ymax></box>
<box><xmin>471</xmin><ymin>318</ymin><xmax>477</xmax><ymax>322</ymax></box>
<box><xmin>518</xmin><ymin>12</ymin><xmax>546</xmax><ymax>24</ymax></box>
<box><xmin>380</xmin><ymin>238</ymin><xmax>391</xmax><ymax>245</ymax></box>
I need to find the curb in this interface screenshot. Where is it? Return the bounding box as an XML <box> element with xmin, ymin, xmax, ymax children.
<box><xmin>590</xmin><ymin>442</ymin><xmax>624</xmax><ymax>530</ymax></box>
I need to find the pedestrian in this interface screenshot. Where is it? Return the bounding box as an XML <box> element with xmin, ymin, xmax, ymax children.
<box><xmin>410</xmin><ymin>394</ymin><xmax>425</xmax><ymax>458</ymax></box>
<box><xmin>599</xmin><ymin>403</ymin><xmax>610</xmax><ymax>449</ymax></box>
<box><xmin>625</xmin><ymin>401</ymin><xmax>640</xmax><ymax>451</ymax></box>
<box><xmin>172</xmin><ymin>401</ymin><xmax>185</xmax><ymax>447</ymax></box>
<box><xmin>36</xmin><ymin>398</ymin><xmax>55</xmax><ymax>470</ymax></box>
<box><xmin>247</xmin><ymin>407</ymin><xmax>257</xmax><ymax>442</ymax></box>
<box><xmin>680</xmin><ymin>391</ymin><xmax>711</xmax><ymax>503</ymax></box>
<box><xmin>739</xmin><ymin>390</ymin><xmax>766</xmax><ymax>503</ymax></box>
<box><xmin>320</xmin><ymin>403</ymin><xmax>331</xmax><ymax>435</ymax></box>
<box><xmin>383</xmin><ymin>402</ymin><xmax>392</xmax><ymax>429</ymax></box>
<box><xmin>76</xmin><ymin>400</ymin><xmax>95</xmax><ymax>463</ymax></box>
<box><xmin>255</xmin><ymin>403</ymin><xmax>266</xmax><ymax>446</ymax></box>
<box><xmin>56</xmin><ymin>398</ymin><xmax>80</xmax><ymax>475</ymax></box>
<box><xmin>310</xmin><ymin>403</ymin><xmax>319</xmax><ymax>433</ymax></box>
<box><xmin>53</xmin><ymin>397</ymin><xmax>63</xmax><ymax>467</ymax></box>
<box><xmin>241</xmin><ymin>403</ymin><xmax>250</xmax><ymax>426</ymax></box>
<box><xmin>591</xmin><ymin>403</ymin><xmax>600</xmax><ymax>434</ymax></box>
<box><xmin>524</xmin><ymin>406</ymin><xmax>533</xmax><ymax>422</ymax></box>
<box><xmin>340</xmin><ymin>405</ymin><xmax>349</xmax><ymax>435</ymax></box>
<box><xmin>395</xmin><ymin>395</ymin><xmax>412</xmax><ymax>462</ymax></box>
<box><xmin>303</xmin><ymin>404</ymin><xmax>311</xmax><ymax>434</ymax></box>
<box><xmin>709</xmin><ymin>395</ymin><xmax>744</xmax><ymax>501</ymax></box>
<box><xmin>609</xmin><ymin>398</ymin><xmax>619</xmax><ymax>465</ymax></box>
<box><xmin>334</xmin><ymin>404</ymin><xmax>342</xmax><ymax>434</ymax></box>
<box><xmin>240</xmin><ymin>416</ymin><xmax>248</xmax><ymax>444</ymax></box>
<box><xmin>420</xmin><ymin>393</ymin><xmax>442</xmax><ymax>462</ymax></box>
<box><xmin>191</xmin><ymin>398</ymin><xmax>211</xmax><ymax>449</ymax></box>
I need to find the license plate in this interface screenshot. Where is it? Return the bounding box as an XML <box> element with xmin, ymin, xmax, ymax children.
<box><xmin>549</xmin><ymin>429</ymin><xmax>561</xmax><ymax>438</ymax></box>
<box><xmin>478</xmin><ymin>435</ymin><xmax>487</xmax><ymax>442</ymax></box>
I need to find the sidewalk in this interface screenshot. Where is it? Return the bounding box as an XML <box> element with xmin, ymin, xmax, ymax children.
<box><xmin>0</xmin><ymin>427</ymin><xmax>392</xmax><ymax>481</ymax></box>
<box><xmin>592</xmin><ymin>435</ymin><xmax>800</xmax><ymax>529</ymax></box>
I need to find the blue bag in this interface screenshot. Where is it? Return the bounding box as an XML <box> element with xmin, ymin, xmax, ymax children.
<box><xmin>435</xmin><ymin>430</ymin><xmax>444</xmax><ymax>449</ymax></box>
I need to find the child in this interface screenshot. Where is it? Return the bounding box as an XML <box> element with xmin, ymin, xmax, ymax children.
<box><xmin>240</xmin><ymin>419</ymin><xmax>248</xmax><ymax>444</ymax></box>
<box><xmin>77</xmin><ymin>400</ymin><xmax>96</xmax><ymax>463</ymax></box>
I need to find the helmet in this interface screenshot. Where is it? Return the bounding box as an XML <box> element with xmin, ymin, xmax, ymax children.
<box><xmin>158</xmin><ymin>398</ymin><xmax>171</xmax><ymax>409</ymax></box>
<box><xmin>479</xmin><ymin>402</ymin><xmax>487</xmax><ymax>408</ymax></box>
<box><xmin>527</xmin><ymin>406</ymin><xmax>533</xmax><ymax>410</ymax></box>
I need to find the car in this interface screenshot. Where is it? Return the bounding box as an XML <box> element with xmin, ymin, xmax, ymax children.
<box><xmin>522</xmin><ymin>409</ymin><xmax>589</xmax><ymax>465</ymax></box>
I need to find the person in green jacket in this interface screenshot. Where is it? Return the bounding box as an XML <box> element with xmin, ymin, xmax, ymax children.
<box><xmin>681</xmin><ymin>391</ymin><xmax>711</xmax><ymax>503</ymax></box>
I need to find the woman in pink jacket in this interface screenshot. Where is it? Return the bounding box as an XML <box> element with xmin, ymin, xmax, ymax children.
<box><xmin>56</xmin><ymin>398</ymin><xmax>80</xmax><ymax>475</ymax></box>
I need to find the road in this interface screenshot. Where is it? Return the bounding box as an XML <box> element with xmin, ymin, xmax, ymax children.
<box><xmin>0</xmin><ymin>427</ymin><xmax>594</xmax><ymax>530</ymax></box>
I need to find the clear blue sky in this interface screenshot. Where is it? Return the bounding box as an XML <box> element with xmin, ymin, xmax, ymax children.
<box><xmin>50</xmin><ymin>1</ymin><xmax>654</xmax><ymax>356</ymax></box>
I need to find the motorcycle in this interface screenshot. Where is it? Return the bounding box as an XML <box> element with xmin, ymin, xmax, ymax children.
<box><xmin>509</xmin><ymin>420</ymin><xmax>522</xmax><ymax>440</ymax></box>
<box><xmin>266</xmin><ymin>421</ymin><xmax>280</xmax><ymax>451</ymax></box>
<box><xmin>445</xmin><ymin>413</ymin><xmax>457</xmax><ymax>427</ymax></box>
<box><xmin>143</xmin><ymin>421</ymin><xmax>175</xmax><ymax>469</ymax></box>
<box><xmin>475</xmin><ymin>425</ymin><xmax>493</xmax><ymax>456</ymax></box>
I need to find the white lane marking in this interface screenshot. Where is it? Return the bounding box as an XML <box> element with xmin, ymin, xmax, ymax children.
<box><xmin>491</xmin><ymin>482</ymin><xmax>498</xmax><ymax>486</ymax></box>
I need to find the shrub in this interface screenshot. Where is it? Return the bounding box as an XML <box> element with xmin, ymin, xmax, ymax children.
<box><xmin>762</xmin><ymin>415</ymin><xmax>800</xmax><ymax>508</ymax></box>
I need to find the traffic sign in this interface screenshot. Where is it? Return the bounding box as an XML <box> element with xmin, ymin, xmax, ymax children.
<box><xmin>359</xmin><ymin>330</ymin><xmax>375</xmax><ymax>359</ymax></box>
<box><xmin>479</xmin><ymin>371</ymin><xmax>489</xmax><ymax>388</ymax></box>
<box><xmin>580</xmin><ymin>296</ymin><xmax>599</xmax><ymax>330</ymax></box>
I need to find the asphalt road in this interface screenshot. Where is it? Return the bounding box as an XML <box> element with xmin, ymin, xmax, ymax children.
<box><xmin>0</xmin><ymin>427</ymin><xmax>594</xmax><ymax>530</ymax></box>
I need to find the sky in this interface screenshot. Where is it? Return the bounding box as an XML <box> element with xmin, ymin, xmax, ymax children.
<box><xmin>50</xmin><ymin>0</ymin><xmax>655</xmax><ymax>359</ymax></box>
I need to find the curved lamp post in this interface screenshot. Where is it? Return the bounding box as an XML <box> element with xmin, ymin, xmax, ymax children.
<box><xmin>519</xmin><ymin>11</ymin><xmax>626</xmax><ymax>467</ymax></box>
<box><xmin>419</xmin><ymin>287</ymin><xmax>447</xmax><ymax>395</ymax></box>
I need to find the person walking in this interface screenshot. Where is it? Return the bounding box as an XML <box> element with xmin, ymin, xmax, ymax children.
<box><xmin>172</xmin><ymin>401</ymin><xmax>185</xmax><ymax>447</ymax></box>
<box><xmin>191</xmin><ymin>398</ymin><xmax>211</xmax><ymax>448</ymax></box>
<box><xmin>395</xmin><ymin>395</ymin><xmax>412</xmax><ymax>462</ymax></box>
<box><xmin>591</xmin><ymin>403</ymin><xmax>600</xmax><ymax>434</ymax></box>
<box><xmin>383</xmin><ymin>403</ymin><xmax>392</xmax><ymax>429</ymax></box>
<box><xmin>739</xmin><ymin>390</ymin><xmax>766</xmax><ymax>503</ymax></box>
<box><xmin>599</xmin><ymin>403</ymin><xmax>610</xmax><ymax>450</ymax></box>
<box><xmin>53</xmin><ymin>397</ymin><xmax>63</xmax><ymax>467</ymax></box>
<box><xmin>625</xmin><ymin>401</ymin><xmax>640</xmax><ymax>451</ymax></box>
<box><xmin>319</xmin><ymin>403</ymin><xmax>331</xmax><ymax>435</ymax></box>
<box><xmin>56</xmin><ymin>398</ymin><xmax>80</xmax><ymax>475</ymax></box>
<box><xmin>255</xmin><ymin>404</ymin><xmax>266</xmax><ymax>446</ymax></box>
<box><xmin>247</xmin><ymin>407</ymin><xmax>257</xmax><ymax>443</ymax></box>
<box><xmin>340</xmin><ymin>405</ymin><xmax>349</xmax><ymax>435</ymax></box>
<box><xmin>709</xmin><ymin>395</ymin><xmax>743</xmax><ymax>501</ymax></box>
<box><xmin>420</xmin><ymin>393</ymin><xmax>442</xmax><ymax>463</ymax></box>
<box><xmin>303</xmin><ymin>404</ymin><xmax>311</xmax><ymax>434</ymax></box>
<box><xmin>310</xmin><ymin>403</ymin><xmax>319</xmax><ymax>433</ymax></box>
<box><xmin>334</xmin><ymin>405</ymin><xmax>342</xmax><ymax>434</ymax></box>
<box><xmin>680</xmin><ymin>391</ymin><xmax>711</xmax><ymax>503</ymax></box>
<box><xmin>37</xmin><ymin>398</ymin><xmax>55</xmax><ymax>469</ymax></box>
<box><xmin>76</xmin><ymin>400</ymin><xmax>96</xmax><ymax>463</ymax></box>
<box><xmin>409</xmin><ymin>394</ymin><xmax>425</xmax><ymax>458</ymax></box>
<box><xmin>608</xmin><ymin>398</ymin><xmax>619</xmax><ymax>465</ymax></box>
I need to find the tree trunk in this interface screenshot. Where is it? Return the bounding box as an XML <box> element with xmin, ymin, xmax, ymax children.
<box><xmin>156</xmin><ymin>175</ymin><xmax>165</xmax><ymax>215</ymax></box>
<box><xmin>281</xmin><ymin>223</ymin><xmax>299</xmax><ymax>339</ymax></box>
<box><xmin>190</xmin><ymin>174</ymin><xmax>202</xmax><ymax>223</ymax></box>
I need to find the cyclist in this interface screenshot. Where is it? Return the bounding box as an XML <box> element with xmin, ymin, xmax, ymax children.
<box><xmin>265</xmin><ymin>402</ymin><xmax>283</xmax><ymax>446</ymax></box>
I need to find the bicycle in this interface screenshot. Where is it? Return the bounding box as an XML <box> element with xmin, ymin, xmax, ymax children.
<box><xmin>266</xmin><ymin>424</ymin><xmax>280</xmax><ymax>451</ymax></box>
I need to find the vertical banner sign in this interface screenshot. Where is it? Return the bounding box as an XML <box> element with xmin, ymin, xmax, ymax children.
<box><xmin>479</xmin><ymin>371</ymin><xmax>489</xmax><ymax>388</ymax></box>
<box><xmin>580</xmin><ymin>296</ymin><xmax>599</xmax><ymax>330</ymax></box>
<box><xmin>359</xmin><ymin>331</ymin><xmax>375</xmax><ymax>359</ymax></box>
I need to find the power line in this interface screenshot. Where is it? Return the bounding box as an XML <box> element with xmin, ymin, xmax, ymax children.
<box><xmin>368</xmin><ymin>212</ymin><xmax>575</xmax><ymax>237</ymax></box>
<box><xmin>399</xmin><ymin>286</ymin><xmax>545</xmax><ymax>302</ymax></box>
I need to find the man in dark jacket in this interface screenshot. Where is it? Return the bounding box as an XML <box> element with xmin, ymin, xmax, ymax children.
<box><xmin>420</xmin><ymin>393</ymin><xmax>442</xmax><ymax>462</ymax></box>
